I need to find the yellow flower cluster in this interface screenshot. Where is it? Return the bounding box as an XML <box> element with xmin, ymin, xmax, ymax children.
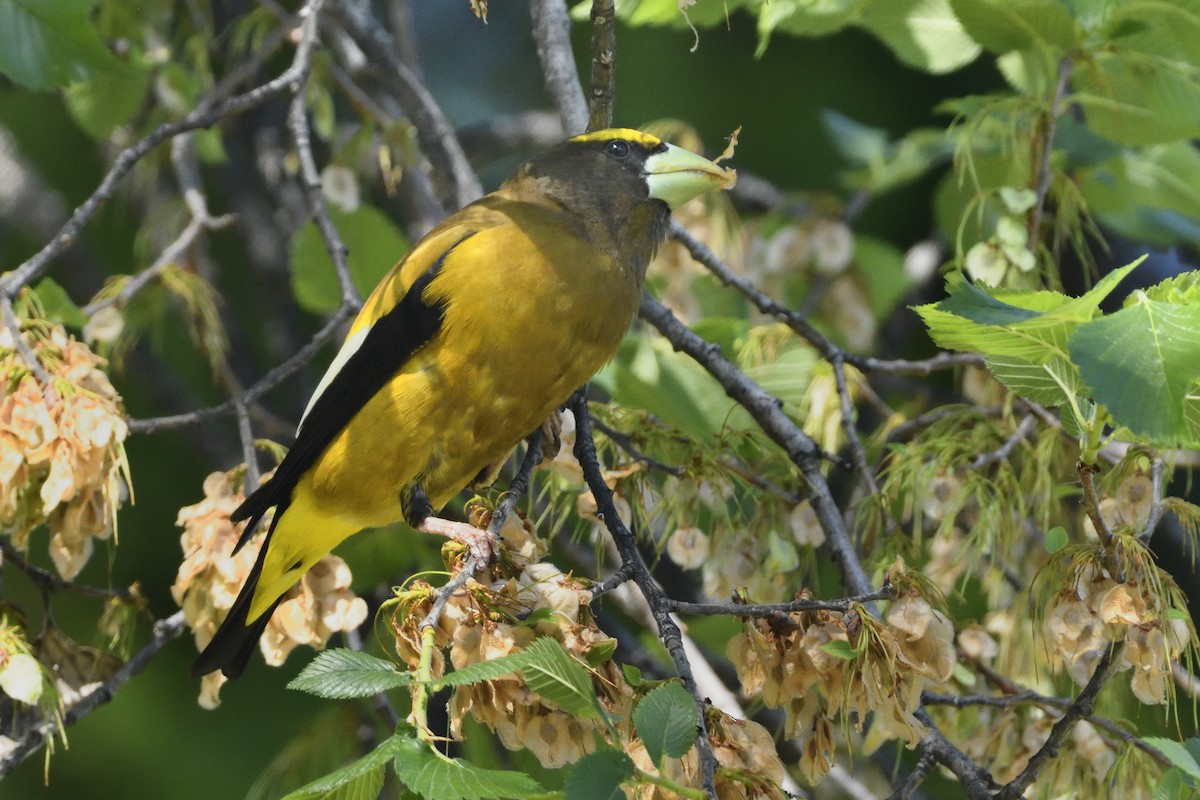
<box><xmin>627</xmin><ymin>710</ymin><xmax>787</xmax><ymax>800</ymax></box>
<box><xmin>172</xmin><ymin>470</ymin><xmax>367</xmax><ymax>708</ymax></box>
<box><xmin>728</xmin><ymin>591</ymin><xmax>956</xmax><ymax>784</ymax></box>
<box><xmin>391</xmin><ymin>513</ymin><xmax>627</xmax><ymax>769</ymax></box>
<box><xmin>1043</xmin><ymin>560</ymin><xmax>1190</xmax><ymax>704</ymax></box>
<box><xmin>0</xmin><ymin>321</ymin><xmax>129</xmax><ymax>579</ymax></box>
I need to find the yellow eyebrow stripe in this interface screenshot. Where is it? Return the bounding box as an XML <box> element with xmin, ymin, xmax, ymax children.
<box><xmin>569</xmin><ymin>128</ymin><xmax>663</xmax><ymax>149</ymax></box>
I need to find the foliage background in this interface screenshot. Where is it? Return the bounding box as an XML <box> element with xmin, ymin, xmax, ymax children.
<box><xmin>2</xmin><ymin>0</ymin><xmax>1199</xmax><ymax>798</ymax></box>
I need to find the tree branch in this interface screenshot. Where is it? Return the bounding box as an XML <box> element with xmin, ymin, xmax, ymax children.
<box><xmin>529</xmin><ymin>0</ymin><xmax>589</xmax><ymax>135</ymax></box>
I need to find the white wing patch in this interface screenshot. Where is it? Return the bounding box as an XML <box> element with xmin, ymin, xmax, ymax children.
<box><xmin>298</xmin><ymin>326</ymin><xmax>371</xmax><ymax>432</ymax></box>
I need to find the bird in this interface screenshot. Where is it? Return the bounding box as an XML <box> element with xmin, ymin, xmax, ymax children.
<box><xmin>192</xmin><ymin>128</ymin><xmax>736</xmax><ymax>679</ymax></box>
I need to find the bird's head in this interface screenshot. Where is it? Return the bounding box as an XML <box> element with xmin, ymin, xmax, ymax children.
<box><xmin>511</xmin><ymin>128</ymin><xmax>736</xmax><ymax>219</ymax></box>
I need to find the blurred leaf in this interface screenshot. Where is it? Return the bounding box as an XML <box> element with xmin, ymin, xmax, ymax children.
<box><xmin>1069</xmin><ymin>292</ymin><xmax>1200</xmax><ymax>446</ymax></box>
<box><xmin>563</xmin><ymin>749</ymin><xmax>635</xmax><ymax>800</ymax></box>
<box><xmin>950</xmin><ymin>0</ymin><xmax>1079</xmax><ymax>53</ymax></box>
<box><xmin>290</xmin><ymin>205</ymin><xmax>410</xmax><ymax>314</ymax></box>
<box><xmin>1153</xmin><ymin>768</ymin><xmax>1186</xmax><ymax>800</ymax></box>
<box><xmin>1073</xmin><ymin>52</ymin><xmax>1200</xmax><ymax>146</ymax></box>
<box><xmin>633</xmin><ymin>682</ymin><xmax>698</xmax><ymax>766</ymax></box>
<box><xmin>1145</xmin><ymin>270</ymin><xmax>1200</xmax><ymax>304</ymax></box>
<box><xmin>1044</xmin><ymin>525</ymin><xmax>1067</xmax><ymax>552</ymax></box>
<box><xmin>1144</xmin><ymin>738</ymin><xmax>1200</xmax><ymax>780</ymax></box>
<box><xmin>821</xmin><ymin>639</ymin><xmax>857</xmax><ymax>660</ymax></box>
<box><xmin>859</xmin><ymin>0</ymin><xmax>981</xmax><ymax>74</ymax></box>
<box><xmin>64</xmin><ymin>60</ymin><xmax>150</xmax><ymax>138</ymax></box>
<box><xmin>282</xmin><ymin>734</ymin><xmax>394</xmax><ymax>800</ymax></box>
<box><xmin>756</xmin><ymin>0</ymin><xmax>864</xmax><ymax>54</ymax></box>
<box><xmin>0</xmin><ymin>0</ymin><xmax>125</xmax><ymax>91</ymax></box>
<box><xmin>392</xmin><ymin>734</ymin><xmax>544</xmax><ymax>800</ymax></box>
<box><xmin>855</xmin><ymin>236</ymin><xmax>912</xmax><ymax>316</ymax></box>
<box><xmin>287</xmin><ymin>649</ymin><xmax>411</xmax><ymax>699</ymax></box>
<box><xmin>822</xmin><ymin>109</ymin><xmax>890</xmax><ymax>167</ymax></box>
<box><xmin>585</xmin><ymin>0</ymin><xmax>757</xmax><ymax>29</ymax></box>
<box><xmin>32</xmin><ymin>278</ymin><xmax>87</xmax><ymax>328</ymax></box>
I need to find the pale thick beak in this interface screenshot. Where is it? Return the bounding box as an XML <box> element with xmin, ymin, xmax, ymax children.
<box><xmin>645</xmin><ymin>142</ymin><xmax>737</xmax><ymax>210</ymax></box>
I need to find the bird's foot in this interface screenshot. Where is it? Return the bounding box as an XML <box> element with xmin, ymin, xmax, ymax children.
<box><xmin>417</xmin><ymin>516</ymin><xmax>496</xmax><ymax>566</ymax></box>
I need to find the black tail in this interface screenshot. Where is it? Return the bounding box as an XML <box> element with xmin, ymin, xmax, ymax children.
<box><xmin>192</xmin><ymin>510</ymin><xmax>286</xmax><ymax>679</ymax></box>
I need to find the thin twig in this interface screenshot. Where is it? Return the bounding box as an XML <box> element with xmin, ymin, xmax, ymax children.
<box><xmin>1028</xmin><ymin>58</ymin><xmax>1073</xmax><ymax>253</ymax></box>
<box><xmin>965</xmin><ymin>414</ymin><xmax>1037</xmax><ymax>472</ymax></box>
<box><xmin>1</xmin><ymin>296</ymin><xmax>52</xmax><ymax>385</ymax></box>
<box><xmin>587</xmin><ymin>0</ymin><xmax>616</xmax><ymax>132</ymax></box>
<box><xmin>886</xmin><ymin>748</ymin><xmax>936</xmax><ymax>800</ymax></box>
<box><xmin>1078</xmin><ymin>463</ymin><xmax>1115</xmax><ymax>550</ymax></box>
<box><xmin>0</xmin><ymin>611</ymin><xmax>187</xmax><ymax>778</ymax></box>
<box><xmin>329</xmin><ymin>0</ymin><xmax>482</xmax><ymax>209</ymax></box>
<box><xmin>665</xmin><ymin>587</ymin><xmax>894</xmax><ymax>618</ymax></box>
<box><xmin>529</xmin><ymin>0</ymin><xmax>589</xmax><ymax>135</ymax></box>
<box><xmin>1141</xmin><ymin>456</ymin><xmax>1165</xmax><ymax>540</ymax></box>
<box><xmin>573</xmin><ymin>393</ymin><xmax>720</xmax><ymax>800</ymax></box>
<box><xmin>0</xmin><ymin>541</ymin><xmax>137</xmax><ymax>602</ymax></box>
<box><xmin>127</xmin><ymin>303</ymin><xmax>356</xmax><ymax>433</ymax></box>
<box><xmin>638</xmin><ymin>294</ymin><xmax>873</xmax><ymax>597</ymax></box>
<box><xmin>995</xmin><ymin>642</ymin><xmax>1124</xmax><ymax>799</ymax></box>
<box><xmin>0</xmin><ymin>2</ymin><xmax>326</xmax><ymax>299</ymax></box>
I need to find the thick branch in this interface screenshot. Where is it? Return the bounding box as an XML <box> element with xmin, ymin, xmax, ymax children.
<box><xmin>529</xmin><ymin>0</ymin><xmax>589</xmax><ymax>135</ymax></box>
<box><xmin>587</xmin><ymin>0</ymin><xmax>616</xmax><ymax>132</ymax></box>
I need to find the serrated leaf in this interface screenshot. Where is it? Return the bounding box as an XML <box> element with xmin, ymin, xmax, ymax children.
<box><xmin>0</xmin><ymin>0</ymin><xmax>126</xmax><ymax>90</ymax></box>
<box><xmin>392</xmin><ymin>736</ymin><xmax>544</xmax><ymax>800</ymax></box>
<box><xmin>518</xmin><ymin>636</ymin><xmax>602</xmax><ymax>719</ymax></box>
<box><xmin>289</xmin><ymin>205</ymin><xmax>409</xmax><ymax>314</ymax></box>
<box><xmin>282</xmin><ymin>735</ymin><xmax>394</xmax><ymax>800</ymax></box>
<box><xmin>622</xmin><ymin>664</ymin><xmax>644</xmax><ymax>687</ymax></box>
<box><xmin>858</xmin><ymin>0</ymin><xmax>981</xmax><ymax>74</ymax></box>
<box><xmin>1154</xmin><ymin>767</ymin><xmax>1185</xmax><ymax>800</ymax></box>
<box><xmin>1045</xmin><ymin>525</ymin><xmax>1068</xmax><ymax>553</ymax></box>
<box><xmin>287</xmin><ymin>649</ymin><xmax>411</xmax><ymax>699</ymax></box>
<box><xmin>633</xmin><ymin>682</ymin><xmax>699</xmax><ymax>767</ymax></box>
<box><xmin>985</xmin><ymin>355</ymin><xmax>1083</xmax><ymax>408</ymax></box>
<box><xmin>563</xmin><ymin>749</ymin><xmax>635</xmax><ymax>800</ymax></box>
<box><xmin>916</xmin><ymin>264</ymin><xmax>1139</xmax><ymax>364</ymax></box>
<box><xmin>1145</xmin><ymin>738</ymin><xmax>1200</xmax><ymax>780</ymax></box>
<box><xmin>821</xmin><ymin>639</ymin><xmax>857</xmax><ymax>660</ymax></box>
<box><xmin>1146</xmin><ymin>271</ymin><xmax>1200</xmax><ymax>304</ymax></box>
<box><xmin>429</xmin><ymin>647</ymin><xmax>539</xmax><ymax>689</ymax></box>
<box><xmin>1069</xmin><ymin>294</ymin><xmax>1200</xmax><ymax>446</ymax></box>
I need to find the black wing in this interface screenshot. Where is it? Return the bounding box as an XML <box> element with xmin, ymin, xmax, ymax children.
<box><xmin>230</xmin><ymin>234</ymin><xmax>470</xmax><ymax>548</ymax></box>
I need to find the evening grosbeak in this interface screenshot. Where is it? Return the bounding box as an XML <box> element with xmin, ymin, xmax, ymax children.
<box><xmin>193</xmin><ymin>128</ymin><xmax>736</xmax><ymax>679</ymax></box>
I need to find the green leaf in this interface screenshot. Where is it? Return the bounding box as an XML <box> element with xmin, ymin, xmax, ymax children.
<box><xmin>518</xmin><ymin>637</ymin><xmax>602</xmax><ymax>719</ymax></box>
<box><xmin>633</xmin><ymin>682</ymin><xmax>699</xmax><ymax>767</ymax></box>
<box><xmin>1145</xmin><ymin>738</ymin><xmax>1200</xmax><ymax>780</ymax></box>
<box><xmin>33</xmin><ymin>278</ymin><xmax>87</xmax><ymax>328</ymax></box>
<box><xmin>287</xmin><ymin>649</ymin><xmax>411</xmax><ymax>699</ymax></box>
<box><xmin>915</xmin><ymin>263</ymin><xmax>1139</xmax><ymax>364</ymax></box>
<box><xmin>621</xmin><ymin>664</ymin><xmax>644</xmax><ymax>687</ymax></box>
<box><xmin>392</xmin><ymin>735</ymin><xmax>544</xmax><ymax>800</ymax></box>
<box><xmin>1069</xmin><ymin>293</ymin><xmax>1200</xmax><ymax>446</ymax></box>
<box><xmin>949</xmin><ymin>0</ymin><xmax>1079</xmax><ymax>53</ymax></box>
<box><xmin>984</xmin><ymin>354</ymin><xmax>1083</xmax><ymax>408</ymax></box>
<box><xmin>563</xmin><ymin>749</ymin><xmax>635</xmax><ymax>800</ymax></box>
<box><xmin>1154</xmin><ymin>768</ymin><xmax>1186</xmax><ymax>800</ymax></box>
<box><xmin>1045</xmin><ymin>525</ymin><xmax>1068</xmax><ymax>552</ymax></box>
<box><xmin>821</xmin><ymin>639</ymin><xmax>857</xmax><ymax>660</ymax></box>
<box><xmin>1073</xmin><ymin>52</ymin><xmax>1200</xmax><ymax>146</ymax></box>
<box><xmin>756</xmin><ymin>0</ymin><xmax>863</xmax><ymax>54</ymax></box>
<box><xmin>282</xmin><ymin>735</ymin><xmax>395</xmax><ymax>800</ymax></box>
<box><xmin>0</xmin><ymin>0</ymin><xmax>126</xmax><ymax>91</ymax></box>
<box><xmin>858</xmin><ymin>0</ymin><xmax>982</xmax><ymax>74</ymax></box>
<box><xmin>289</xmin><ymin>205</ymin><xmax>410</xmax><ymax>314</ymax></box>
<box><xmin>1146</xmin><ymin>270</ymin><xmax>1200</xmax><ymax>304</ymax></box>
<box><xmin>430</xmin><ymin>647</ymin><xmax>538</xmax><ymax>688</ymax></box>
<box><xmin>821</xmin><ymin>110</ymin><xmax>891</xmax><ymax>169</ymax></box>
<box><xmin>64</xmin><ymin>62</ymin><xmax>150</xmax><ymax>139</ymax></box>
<box><xmin>856</xmin><ymin>236</ymin><xmax>915</xmax><ymax>317</ymax></box>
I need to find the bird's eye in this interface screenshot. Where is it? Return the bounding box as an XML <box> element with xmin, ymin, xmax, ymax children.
<box><xmin>606</xmin><ymin>139</ymin><xmax>630</xmax><ymax>158</ymax></box>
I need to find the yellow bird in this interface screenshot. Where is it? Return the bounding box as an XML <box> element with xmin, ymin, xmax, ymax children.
<box><xmin>193</xmin><ymin>128</ymin><xmax>735</xmax><ymax>678</ymax></box>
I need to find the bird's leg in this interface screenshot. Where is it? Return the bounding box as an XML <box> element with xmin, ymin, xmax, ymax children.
<box><xmin>416</xmin><ymin>516</ymin><xmax>496</xmax><ymax>564</ymax></box>
<box><xmin>404</xmin><ymin>484</ymin><xmax>496</xmax><ymax>565</ymax></box>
